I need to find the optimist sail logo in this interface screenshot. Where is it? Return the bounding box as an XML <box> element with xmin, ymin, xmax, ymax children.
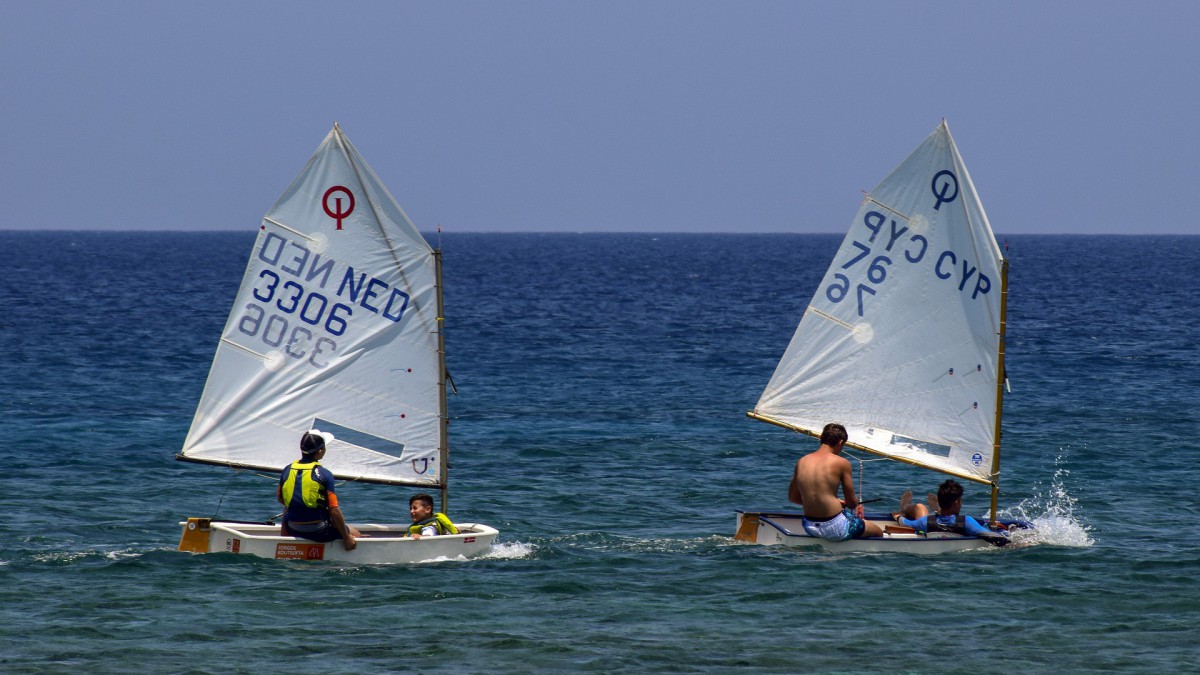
<box><xmin>930</xmin><ymin>170</ymin><xmax>959</xmax><ymax>211</ymax></box>
<box><xmin>323</xmin><ymin>186</ymin><xmax>355</xmax><ymax>229</ymax></box>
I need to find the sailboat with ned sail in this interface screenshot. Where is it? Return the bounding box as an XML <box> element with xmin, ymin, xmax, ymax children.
<box><xmin>735</xmin><ymin>120</ymin><xmax>1028</xmax><ymax>553</ymax></box>
<box><xmin>176</xmin><ymin>124</ymin><xmax>498</xmax><ymax>563</ymax></box>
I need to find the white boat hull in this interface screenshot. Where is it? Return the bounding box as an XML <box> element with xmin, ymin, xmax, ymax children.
<box><xmin>179</xmin><ymin>518</ymin><xmax>499</xmax><ymax>563</ymax></box>
<box><xmin>734</xmin><ymin>510</ymin><xmax>999</xmax><ymax>554</ymax></box>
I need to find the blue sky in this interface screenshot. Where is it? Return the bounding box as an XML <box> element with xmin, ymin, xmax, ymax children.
<box><xmin>2</xmin><ymin>1</ymin><xmax>1195</xmax><ymax>234</ymax></box>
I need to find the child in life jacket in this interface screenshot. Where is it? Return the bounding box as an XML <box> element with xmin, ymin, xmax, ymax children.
<box><xmin>891</xmin><ymin>479</ymin><xmax>1010</xmax><ymax>546</ymax></box>
<box><xmin>408</xmin><ymin>493</ymin><xmax>459</xmax><ymax>539</ymax></box>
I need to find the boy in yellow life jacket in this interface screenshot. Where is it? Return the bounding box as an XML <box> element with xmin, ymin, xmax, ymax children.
<box><xmin>408</xmin><ymin>493</ymin><xmax>458</xmax><ymax>539</ymax></box>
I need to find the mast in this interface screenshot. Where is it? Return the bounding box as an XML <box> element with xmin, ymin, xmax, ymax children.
<box><xmin>434</xmin><ymin>247</ymin><xmax>450</xmax><ymax>514</ymax></box>
<box><xmin>988</xmin><ymin>257</ymin><xmax>1010</xmax><ymax>523</ymax></box>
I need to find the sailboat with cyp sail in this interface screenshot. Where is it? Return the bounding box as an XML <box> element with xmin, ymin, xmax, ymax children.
<box><xmin>735</xmin><ymin>121</ymin><xmax>1029</xmax><ymax>553</ymax></box>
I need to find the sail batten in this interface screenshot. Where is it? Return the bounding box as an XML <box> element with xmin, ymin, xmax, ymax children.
<box><xmin>753</xmin><ymin>121</ymin><xmax>1006</xmax><ymax>486</ymax></box>
<box><xmin>808</xmin><ymin>307</ymin><xmax>855</xmax><ymax>330</ymax></box>
<box><xmin>261</xmin><ymin>216</ymin><xmax>311</xmax><ymax>239</ymax></box>
<box><xmin>863</xmin><ymin>196</ymin><xmax>912</xmax><ymax>221</ymax></box>
<box><xmin>219</xmin><ymin>337</ymin><xmax>270</xmax><ymax>360</ymax></box>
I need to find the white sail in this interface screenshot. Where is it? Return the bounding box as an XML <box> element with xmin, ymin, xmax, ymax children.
<box><xmin>754</xmin><ymin>121</ymin><xmax>1005</xmax><ymax>484</ymax></box>
<box><xmin>180</xmin><ymin>124</ymin><xmax>443</xmax><ymax>487</ymax></box>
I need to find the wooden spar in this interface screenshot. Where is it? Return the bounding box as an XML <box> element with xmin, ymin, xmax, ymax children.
<box><xmin>745</xmin><ymin>412</ymin><xmax>822</xmax><ymax>440</ymax></box>
<box><xmin>434</xmin><ymin>247</ymin><xmax>450</xmax><ymax>514</ymax></box>
<box><xmin>745</xmin><ymin>411</ymin><xmax>995</xmax><ymax>487</ymax></box>
<box><xmin>988</xmin><ymin>257</ymin><xmax>1010</xmax><ymax>523</ymax></box>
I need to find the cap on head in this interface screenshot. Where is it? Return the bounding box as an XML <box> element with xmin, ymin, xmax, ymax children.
<box><xmin>301</xmin><ymin>429</ymin><xmax>335</xmax><ymax>456</ymax></box>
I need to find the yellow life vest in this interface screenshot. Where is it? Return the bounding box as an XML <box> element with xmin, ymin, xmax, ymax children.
<box><xmin>281</xmin><ymin>461</ymin><xmax>326</xmax><ymax>509</ymax></box>
<box><xmin>408</xmin><ymin>513</ymin><xmax>458</xmax><ymax>536</ymax></box>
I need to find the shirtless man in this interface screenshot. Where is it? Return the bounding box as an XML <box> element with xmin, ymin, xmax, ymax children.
<box><xmin>788</xmin><ymin>422</ymin><xmax>885</xmax><ymax>540</ymax></box>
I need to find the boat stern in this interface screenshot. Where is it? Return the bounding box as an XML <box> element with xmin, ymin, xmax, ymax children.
<box><xmin>734</xmin><ymin>510</ymin><xmax>811</xmax><ymax>546</ymax></box>
<box><xmin>178</xmin><ymin>517</ymin><xmax>214</xmax><ymax>552</ymax></box>
<box><xmin>734</xmin><ymin>512</ymin><xmax>758</xmax><ymax>542</ymax></box>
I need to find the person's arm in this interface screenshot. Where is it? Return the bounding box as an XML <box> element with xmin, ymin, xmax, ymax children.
<box><xmin>961</xmin><ymin>515</ymin><xmax>1001</xmax><ymax>538</ymax></box>
<box><xmin>329</xmin><ymin>506</ymin><xmax>357</xmax><ymax>550</ymax></box>
<box><xmin>277</xmin><ymin>468</ymin><xmax>288</xmax><ymax>506</ymax></box>
<box><xmin>839</xmin><ymin>460</ymin><xmax>862</xmax><ymax>515</ymax></box>
<box><xmin>321</xmin><ymin>476</ymin><xmax>356</xmax><ymax>551</ymax></box>
<box><xmin>787</xmin><ymin>462</ymin><xmax>804</xmax><ymax>506</ymax></box>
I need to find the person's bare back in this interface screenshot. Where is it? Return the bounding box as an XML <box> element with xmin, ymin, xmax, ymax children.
<box><xmin>787</xmin><ymin>423</ymin><xmax>885</xmax><ymax>538</ymax></box>
<box><xmin>789</xmin><ymin>444</ymin><xmax>856</xmax><ymax>519</ymax></box>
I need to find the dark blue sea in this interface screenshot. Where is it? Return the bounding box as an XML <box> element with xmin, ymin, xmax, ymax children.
<box><xmin>2</xmin><ymin>231</ymin><xmax>1198</xmax><ymax>673</ymax></box>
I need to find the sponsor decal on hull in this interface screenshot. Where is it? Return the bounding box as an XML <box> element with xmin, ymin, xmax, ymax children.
<box><xmin>275</xmin><ymin>542</ymin><xmax>325</xmax><ymax>560</ymax></box>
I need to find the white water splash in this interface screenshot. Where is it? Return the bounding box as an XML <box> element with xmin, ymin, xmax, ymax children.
<box><xmin>482</xmin><ymin>541</ymin><xmax>536</xmax><ymax>559</ymax></box>
<box><xmin>614</xmin><ymin>534</ymin><xmax>730</xmax><ymax>554</ymax></box>
<box><xmin>32</xmin><ymin>551</ymin><xmax>91</xmax><ymax>564</ymax></box>
<box><xmin>1004</xmin><ymin>461</ymin><xmax>1094</xmax><ymax>548</ymax></box>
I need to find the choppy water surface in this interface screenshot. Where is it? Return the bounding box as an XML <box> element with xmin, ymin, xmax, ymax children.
<box><xmin>1</xmin><ymin>232</ymin><xmax>1197</xmax><ymax>673</ymax></box>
